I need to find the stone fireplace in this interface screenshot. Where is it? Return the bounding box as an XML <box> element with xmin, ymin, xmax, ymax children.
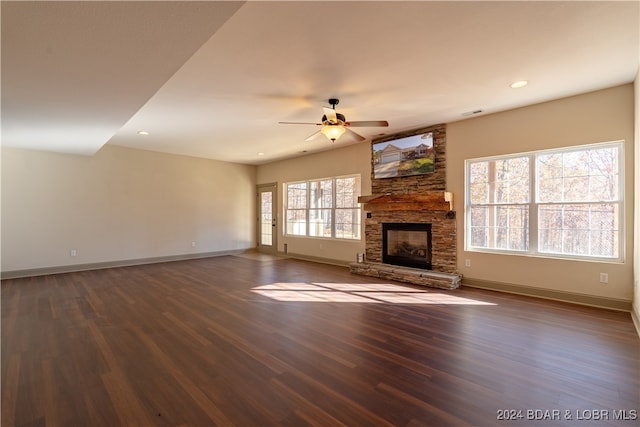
<box><xmin>349</xmin><ymin>123</ymin><xmax>462</xmax><ymax>290</ymax></box>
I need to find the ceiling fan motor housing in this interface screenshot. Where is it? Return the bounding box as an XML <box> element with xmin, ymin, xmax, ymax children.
<box><xmin>321</xmin><ymin>113</ymin><xmax>346</xmax><ymax>124</ymax></box>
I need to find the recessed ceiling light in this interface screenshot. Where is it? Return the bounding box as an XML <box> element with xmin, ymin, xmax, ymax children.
<box><xmin>510</xmin><ymin>80</ymin><xmax>528</xmax><ymax>89</ymax></box>
<box><xmin>137</xmin><ymin>130</ymin><xmax>150</xmax><ymax>136</ymax></box>
<box><xmin>257</xmin><ymin>152</ymin><xmax>265</xmax><ymax>156</ymax></box>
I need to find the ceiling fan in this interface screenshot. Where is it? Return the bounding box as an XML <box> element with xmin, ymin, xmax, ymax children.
<box><xmin>279</xmin><ymin>98</ymin><xmax>389</xmax><ymax>142</ymax></box>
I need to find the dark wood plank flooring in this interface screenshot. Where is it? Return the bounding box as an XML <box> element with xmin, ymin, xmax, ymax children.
<box><xmin>2</xmin><ymin>255</ymin><xmax>639</xmax><ymax>426</ymax></box>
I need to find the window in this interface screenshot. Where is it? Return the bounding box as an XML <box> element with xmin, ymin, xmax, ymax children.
<box><xmin>285</xmin><ymin>175</ymin><xmax>361</xmax><ymax>240</ymax></box>
<box><xmin>286</xmin><ymin>182</ymin><xmax>307</xmax><ymax>236</ymax></box>
<box><xmin>466</xmin><ymin>142</ymin><xmax>623</xmax><ymax>261</ymax></box>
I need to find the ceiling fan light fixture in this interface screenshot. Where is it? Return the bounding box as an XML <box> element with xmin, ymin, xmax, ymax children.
<box><xmin>321</xmin><ymin>125</ymin><xmax>346</xmax><ymax>142</ymax></box>
<box><xmin>279</xmin><ymin>98</ymin><xmax>387</xmax><ymax>143</ymax></box>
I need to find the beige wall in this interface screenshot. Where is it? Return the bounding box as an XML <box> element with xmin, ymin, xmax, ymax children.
<box><xmin>1</xmin><ymin>145</ymin><xmax>256</xmax><ymax>273</ymax></box>
<box><xmin>258</xmin><ymin>84</ymin><xmax>635</xmax><ymax>303</ymax></box>
<box><xmin>448</xmin><ymin>84</ymin><xmax>635</xmax><ymax>302</ymax></box>
<box><xmin>257</xmin><ymin>143</ymin><xmax>371</xmax><ymax>263</ymax></box>
<box><xmin>634</xmin><ymin>73</ymin><xmax>640</xmax><ymax>326</ymax></box>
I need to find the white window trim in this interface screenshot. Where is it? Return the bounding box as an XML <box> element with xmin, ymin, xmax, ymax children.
<box><xmin>464</xmin><ymin>141</ymin><xmax>624</xmax><ymax>263</ymax></box>
<box><xmin>284</xmin><ymin>174</ymin><xmax>362</xmax><ymax>241</ymax></box>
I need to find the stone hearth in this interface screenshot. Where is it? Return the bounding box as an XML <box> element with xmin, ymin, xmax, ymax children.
<box><xmin>349</xmin><ymin>262</ymin><xmax>461</xmax><ymax>290</ymax></box>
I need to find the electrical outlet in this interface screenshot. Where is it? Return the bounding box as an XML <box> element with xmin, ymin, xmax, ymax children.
<box><xmin>599</xmin><ymin>273</ymin><xmax>609</xmax><ymax>284</ymax></box>
<box><xmin>191</xmin><ymin>241</ymin><xmax>196</xmax><ymax>248</ymax></box>
<box><xmin>70</xmin><ymin>249</ymin><xmax>77</xmax><ymax>257</ymax></box>
<box><xmin>465</xmin><ymin>259</ymin><xmax>471</xmax><ymax>267</ymax></box>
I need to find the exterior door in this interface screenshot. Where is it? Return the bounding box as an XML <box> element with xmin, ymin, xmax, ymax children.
<box><xmin>257</xmin><ymin>183</ymin><xmax>277</xmax><ymax>253</ymax></box>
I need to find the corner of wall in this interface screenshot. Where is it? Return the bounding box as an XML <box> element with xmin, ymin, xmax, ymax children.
<box><xmin>633</xmin><ymin>69</ymin><xmax>640</xmax><ymax>336</ymax></box>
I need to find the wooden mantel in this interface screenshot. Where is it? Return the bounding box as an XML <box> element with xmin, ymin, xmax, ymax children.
<box><xmin>358</xmin><ymin>191</ymin><xmax>453</xmax><ymax>212</ymax></box>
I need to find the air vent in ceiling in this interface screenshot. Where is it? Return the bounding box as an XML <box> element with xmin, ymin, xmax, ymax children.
<box><xmin>462</xmin><ymin>109</ymin><xmax>484</xmax><ymax>117</ymax></box>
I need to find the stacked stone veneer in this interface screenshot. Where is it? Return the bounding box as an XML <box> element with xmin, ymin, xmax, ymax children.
<box><xmin>365</xmin><ymin>209</ymin><xmax>457</xmax><ymax>274</ymax></box>
<box><xmin>350</xmin><ymin>123</ymin><xmax>461</xmax><ymax>289</ymax></box>
<box><xmin>372</xmin><ymin>124</ymin><xmax>447</xmax><ymax>194</ymax></box>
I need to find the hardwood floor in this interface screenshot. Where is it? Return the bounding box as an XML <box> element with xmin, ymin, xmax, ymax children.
<box><xmin>2</xmin><ymin>255</ymin><xmax>639</xmax><ymax>427</ymax></box>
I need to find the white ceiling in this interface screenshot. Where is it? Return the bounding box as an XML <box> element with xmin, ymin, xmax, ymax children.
<box><xmin>2</xmin><ymin>1</ymin><xmax>639</xmax><ymax>165</ymax></box>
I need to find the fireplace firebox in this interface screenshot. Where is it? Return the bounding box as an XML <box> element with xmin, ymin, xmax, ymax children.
<box><xmin>382</xmin><ymin>223</ymin><xmax>432</xmax><ymax>270</ymax></box>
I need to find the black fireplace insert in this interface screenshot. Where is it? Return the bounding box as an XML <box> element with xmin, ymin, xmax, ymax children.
<box><xmin>382</xmin><ymin>222</ymin><xmax>432</xmax><ymax>270</ymax></box>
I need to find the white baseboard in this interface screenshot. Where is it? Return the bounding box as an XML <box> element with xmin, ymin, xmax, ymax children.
<box><xmin>463</xmin><ymin>277</ymin><xmax>632</xmax><ymax>312</ymax></box>
<box><xmin>281</xmin><ymin>251</ymin><xmax>350</xmax><ymax>267</ymax></box>
<box><xmin>632</xmin><ymin>306</ymin><xmax>640</xmax><ymax>338</ymax></box>
<box><xmin>0</xmin><ymin>249</ymin><xmax>251</xmax><ymax>280</ymax></box>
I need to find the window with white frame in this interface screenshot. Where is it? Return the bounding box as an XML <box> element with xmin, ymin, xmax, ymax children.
<box><xmin>285</xmin><ymin>175</ymin><xmax>361</xmax><ymax>240</ymax></box>
<box><xmin>286</xmin><ymin>182</ymin><xmax>307</xmax><ymax>236</ymax></box>
<box><xmin>465</xmin><ymin>141</ymin><xmax>623</xmax><ymax>261</ymax></box>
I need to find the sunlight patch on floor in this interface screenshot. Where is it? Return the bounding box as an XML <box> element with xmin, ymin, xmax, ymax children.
<box><xmin>252</xmin><ymin>282</ymin><xmax>496</xmax><ymax>305</ymax></box>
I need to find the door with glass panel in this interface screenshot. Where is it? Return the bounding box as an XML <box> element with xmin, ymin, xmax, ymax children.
<box><xmin>257</xmin><ymin>183</ymin><xmax>277</xmax><ymax>253</ymax></box>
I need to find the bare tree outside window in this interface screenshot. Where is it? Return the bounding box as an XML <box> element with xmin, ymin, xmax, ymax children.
<box><xmin>466</xmin><ymin>142</ymin><xmax>622</xmax><ymax>261</ymax></box>
<box><xmin>335</xmin><ymin>176</ymin><xmax>361</xmax><ymax>239</ymax></box>
<box><xmin>468</xmin><ymin>155</ymin><xmax>530</xmax><ymax>251</ymax></box>
<box><xmin>537</xmin><ymin>146</ymin><xmax>620</xmax><ymax>258</ymax></box>
<box><xmin>285</xmin><ymin>175</ymin><xmax>361</xmax><ymax>240</ymax></box>
<box><xmin>309</xmin><ymin>179</ymin><xmax>332</xmax><ymax>237</ymax></box>
<box><xmin>286</xmin><ymin>182</ymin><xmax>307</xmax><ymax>235</ymax></box>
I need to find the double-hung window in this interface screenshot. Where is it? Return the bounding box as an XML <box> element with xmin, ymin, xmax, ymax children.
<box><xmin>309</xmin><ymin>179</ymin><xmax>333</xmax><ymax>237</ymax></box>
<box><xmin>285</xmin><ymin>175</ymin><xmax>361</xmax><ymax>240</ymax></box>
<box><xmin>286</xmin><ymin>182</ymin><xmax>308</xmax><ymax>236</ymax></box>
<box><xmin>466</xmin><ymin>141</ymin><xmax>623</xmax><ymax>261</ymax></box>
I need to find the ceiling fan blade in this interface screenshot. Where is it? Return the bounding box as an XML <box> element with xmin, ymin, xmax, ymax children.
<box><xmin>305</xmin><ymin>130</ymin><xmax>324</xmax><ymax>142</ymax></box>
<box><xmin>279</xmin><ymin>121</ymin><xmax>322</xmax><ymax>125</ymax></box>
<box><xmin>323</xmin><ymin>107</ymin><xmax>338</xmax><ymax>124</ymax></box>
<box><xmin>345</xmin><ymin>127</ymin><xmax>366</xmax><ymax>142</ymax></box>
<box><xmin>344</xmin><ymin>120</ymin><xmax>389</xmax><ymax>127</ymax></box>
